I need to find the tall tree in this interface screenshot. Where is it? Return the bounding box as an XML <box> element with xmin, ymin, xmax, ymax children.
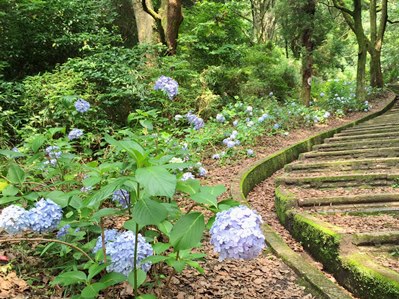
<box><xmin>331</xmin><ymin>0</ymin><xmax>368</xmax><ymax>101</ymax></box>
<box><xmin>250</xmin><ymin>0</ymin><xmax>277</xmax><ymax>43</ymax></box>
<box><xmin>369</xmin><ymin>0</ymin><xmax>387</xmax><ymax>87</ymax></box>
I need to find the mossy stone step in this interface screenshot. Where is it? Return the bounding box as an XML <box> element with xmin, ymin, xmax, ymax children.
<box><xmin>313</xmin><ymin>138</ymin><xmax>399</xmax><ymax>152</ymax></box>
<box><xmin>276</xmin><ymin>173</ymin><xmax>399</xmax><ymax>188</ymax></box>
<box><xmin>325</xmin><ymin>131</ymin><xmax>399</xmax><ymax>143</ymax></box>
<box><xmin>343</xmin><ymin>124</ymin><xmax>399</xmax><ymax>133</ymax></box>
<box><xmin>298</xmin><ymin>193</ymin><xmax>399</xmax><ymax>207</ymax></box>
<box><xmin>285</xmin><ymin>157</ymin><xmax>399</xmax><ymax>173</ymax></box>
<box><xmin>335</xmin><ymin>127</ymin><xmax>399</xmax><ymax>137</ymax></box>
<box><xmin>304</xmin><ymin>202</ymin><xmax>399</xmax><ymax>214</ymax></box>
<box><xmin>353</xmin><ymin>122</ymin><xmax>399</xmax><ymax>130</ymax></box>
<box><xmin>353</xmin><ymin>231</ymin><xmax>399</xmax><ymax>245</ymax></box>
<box><xmin>299</xmin><ymin>147</ymin><xmax>399</xmax><ymax>161</ymax></box>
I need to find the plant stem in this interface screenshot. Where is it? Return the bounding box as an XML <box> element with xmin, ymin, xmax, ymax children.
<box><xmin>133</xmin><ymin>223</ymin><xmax>139</xmax><ymax>297</ymax></box>
<box><xmin>0</xmin><ymin>237</ymin><xmax>94</xmax><ymax>262</ymax></box>
<box><xmin>100</xmin><ymin>219</ymin><xmax>107</xmax><ymax>264</ymax></box>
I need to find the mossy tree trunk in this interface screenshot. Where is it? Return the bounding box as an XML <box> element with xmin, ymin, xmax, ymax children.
<box><xmin>250</xmin><ymin>0</ymin><xmax>277</xmax><ymax>43</ymax></box>
<box><xmin>132</xmin><ymin>0</ymin><xmax>155</xmax><ymax>44</ymax></box>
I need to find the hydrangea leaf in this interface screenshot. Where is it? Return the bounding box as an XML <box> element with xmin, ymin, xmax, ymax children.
<box><xmin>99</xmin><ymin>272</ymin><xmax>126</xmax><ymax>287</ymax></box>
<box><xmin>176</xmin><ymin>179</ymin><xmax>200</xmax><ymax>195</ymax></box>
<box><xmin>91</xmin><ymin>208</ymin><xmax>121</xmax><ymax>223</ymax></box>
<box><xmin>0</xmin><ymin>196</ymin><xmax>19</xmax><ymax>205</ymax></box>
<box><xmin>86</xmin><ymin>177</ymin><xmax>129</xmax><ymax>208</ymax></box>
<box><xmin>6</xmin><ymin>164</ymin><xmax>26</xmax><ymax>185</ymax></box>
<box><xmin>30</xmin><ymin>135</ymin><xmax>46</xmax><ymax>153</ymax></box>
<box><xmin>133</xmin><ymin>198</ymin><xmax>168</xmax><ymax>226</ymax></box>
<box><xmin>190</xmin><ymin>185</ymin><xmax>226</xmax><ymax>208</ymax></box>
<box><xmin>81</xmin><ymin>282</ymin><xmax>107</xmax><ymax>298</ymax></box>
<box><xmin>46</xmin><ymin>190</ymin><xmax>69</xmax><ymax>208</ymax></box>
<box><xmin>0</xmin><ymin>150</ymin><xmax>25</xmax><ymax>159</ymax></box>
<box><xmin>52</xmin><ymin>271</ymin><xmax>87</xmax><ymax>286</ymax></box>
<box><xmin>127</xmin><ymin>269</ymin><xmax>147</xmax><ymax>289</ymax></box>
<box><xmin>170</xmin><ymin>212</ymin><xmax>205</xmax><ymax>250</ymax></box>
<box><xmin>2</xmin><ymin>185</ymin><xmax>18</xmax><ymax>196</ymax></box>
<box><xmin>136</xmin><ymin>166</ymin><xmax>176</xmax><ymax>198</ymax></box>
<box><xmin>104</xmin><ymin>135</ymin><xmax>146</xmax><ymax>165</ymax></box>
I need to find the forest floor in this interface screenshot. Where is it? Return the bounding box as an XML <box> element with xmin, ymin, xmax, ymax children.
<box><xmin>0</xmin><ymin>93</ymin><xmax>392</xmax><ymax>299</ymax></box>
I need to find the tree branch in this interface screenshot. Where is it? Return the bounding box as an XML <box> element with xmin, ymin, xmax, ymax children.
<box><xmin>388</xmin><ymin>19</ymin><xmax>399</xmax><ymax>24</ymax></box>
<box><xmin>0</xmin><ymin>237</ymin><xmax>94</xmax><ymax>262</ymax></box>
<box><xmin>142</xmin><ymin>0</ymin><xmax>161</xmax><ymax>20</ymax></box>
<box><xmin>331</xmin><ymin>0</ymin><xmax>354</xmax><ymax>17</ymax></box>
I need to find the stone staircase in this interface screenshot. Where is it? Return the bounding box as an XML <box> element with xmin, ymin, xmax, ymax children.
<box><xmin>275</xmin><ymin>99</ymin><xmax>399</xmax><ymax>298</ymax></box>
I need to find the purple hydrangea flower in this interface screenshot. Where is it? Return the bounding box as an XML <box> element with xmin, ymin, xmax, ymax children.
<box><xmin>75</xmin><ymin>99</ymin><xmax>90</xmax><ymax>113</ymax></box>
<box><xmin>93</xmin><ymin>230</ymin><xmax>153</xmax><ymax>276</ymax></box>
<box><xmin>154</xmin><ymin>75</ymin><xmax>178</xmax><ymax>100</ymax></box>
<box><xmin>198</xmin><ymin>167</ymin><xmax>207</xmax><ymax>177</ymax></box>
<box><xmin>210</xmin><ymin>205</ymin><xmax>265</xmax><ymax>261</ymax></box>
<box><xmin>216</xmin><ymin>114</ymin><xmax>225</xmax><ymax>123</ymax></box>
<box><xmin>112</xmin><ymin>189</ymin><xmax>130</xmax><ymax>208</ymax></box>
<box><xmin>26</xmin><ymin>198</ymin><xmax>63</xmax><ymax>233</ymax></box>
<box><xmin>181</xmin><ymin>172</ymin><xmax>195</xmax><ymax>181</ymax></box>
<box><xmin>68</xmin><ymin>128</ymin><xmax>83</xmax><ymax>140</ymax></box>
<box><xmin>0</xmin><ymin>205</ymin><xmax>30</xmax><ymax>234</ymax></box>
<box><xmin>92</xmin><ymin>229</ymin><xmax>120</xmax><ymax>254</ymax></box>
<box><xmin>45</xmin><ymin>146</ymin><xmax>61</xmax><ymax>159</ymax></box>
<box><xmin>212</xmin><ymin>153</ymin><xmax>220</xmax><ymax>160</ymax></box>
<box><xmin>186</xmin><ymin>112</ymin><xmax>204</xmax><ymax>130</ymax></box>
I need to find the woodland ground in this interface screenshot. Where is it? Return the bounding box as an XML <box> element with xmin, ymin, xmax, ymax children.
<box><xmin>0</xmin><ymin>93</ymin><xmax>392</xmax><ymax>299</ymax></box>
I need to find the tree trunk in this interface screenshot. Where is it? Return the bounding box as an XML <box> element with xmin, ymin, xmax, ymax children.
<box><xmin>369</xmin><ymin>0</ymin><xmax>387</xmax><ymax>88</ymax></box>
<box><xmin>132</xmin><ymin>0</ymin><xmax>156</xmax><ymax>44</ymax></box>
<box><xmin>300</xmin><ymin>0</ymin><xmax>316</xmax><ymax>106</ymax></box>
<box><xmin>354</xmin><ymin>0</ymin><xmax>366</xmax><ymax>101</ymax></box>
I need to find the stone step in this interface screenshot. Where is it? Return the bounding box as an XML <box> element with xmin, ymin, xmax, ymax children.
<box><xmin>298</xmin><ymin>193</ymin><xmax>399</xmax><ymax>207</ymax></box>
<box><xmin>276</xmin><ymin>173</ymin><xmax>399</xmax><ymax>188</ymax></box>
<box><xmin>335</xmin><ymin>127</ymin><xmax>399</xmax><ymax>137</ymax></box>
<box><xmin>304</xmin><ymin>202</ymin><xmax>399</xmax><ymax>214</ymax></box>
<box><xmin>313</xmin><ymin>139</ymin><xmax>399</xmax><ymax>152</ymax></box>
<box><xmin>343</xmin><ymin>124</ymin><xmax>399</xmax><ymax>134</ymax></box>
<box><xmin>285</xmin><ymin>157</ymin><xmax>399</xmax><ymax>173</ymax></box>
<box><xmin>352</xmin><ymin>122</ymin><xmax>399</xmax><ymax>131</ymax></box>
<box><xmin>299</xmin><ymin>147</ymin><xmax>399</xmax><ymax>161</ymax></box>
<box><xmin>325</xmin><ymin>131</ymin><xmax>399</xmax><ymax>143</ymax></box>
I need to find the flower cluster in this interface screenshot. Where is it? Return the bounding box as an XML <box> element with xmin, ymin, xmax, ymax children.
<box><xmin>247</xmin><ymin>149</ymin><xmax>254</xmax><ymax>156</ymax></box>
<box><xmin>154</xmin><ymin>75</ymin><xmax>178</xmax><ymax>100</ymax></box>
<box><xmin>74</xmin><ymin>98</ymin><xmax>90</xmax><ymax>113</ymax></box>
<box><xmin>210</xmin><ymin>205</ymin><xmax>265</xmax><ymax>261</ymax></box>
<box><xmin>223</xmin><ymin>130</ymin><xmax>240</xmax><ymax>149</ymax></box>
<box><xmin>186</xmin><ymin>112</ymin><xmax>204</xmax><ymax>130</ymax></box>
<box><xmin>112</xmin><ymin>189</ymin><xmax>130</xmax><ymax>208</ymax></box>
<box><xmin>216</xmin><ymin>114</ymin><xmax>226</xmax><ymax>123</ymax></box>
<box><xmin>181</xmin><ymin>172</ymin><xmax>195</xmax><ymax>181</ymax></box>
<box><xmin>258</xmin><ymin>113</ymin><xmax>269</xmax><ymax>123</ymax></box>
<box><xmin>0</xmin><ymin>199</ymin><xmax>62</xmax><ymax>234</ymax></box>
<box><xmin>56</xmin><ymin>224</ymin><xmax>80</xmax><ymax>239</ymax></box>
<box><xmin>68</xmin><ymin>128</ymin><xmax>83</xmax><ymax>140</ymax></box>
<box><xmin>44</xmin><ymin>146</ymin><xmax>62</xmax><ymax>166</ymax></box>
<box><xmin>93</xmin><ymin>229</ymin><xmax>153</xmax><ymax>276</ymax></box>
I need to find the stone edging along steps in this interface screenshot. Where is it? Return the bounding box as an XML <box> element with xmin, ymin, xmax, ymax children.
<box><xmin>230</xmin><ymin>91</ymin><xmax>397</xmax><ymax>299</ymax></box>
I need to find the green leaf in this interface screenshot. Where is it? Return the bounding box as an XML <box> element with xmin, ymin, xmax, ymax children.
<box><xmin>2</xmin><ymin>185</ymin><xmax>19</xmax><ymax>196</ymax></box>
<box><xmin>176</xmin><ymin>179</ymin><xmax>200</xmax><ymax>195</ymax></box>
<box><xmin>139</xmin><ymin>119</ymin><xmax>153</xmax><ymax>130</ymax></box>
<box><xmin>6</xmin><ymin>164</ymin><xmax>26</xmax><ymax>185</ymax></box>
<box><xmin>127</xmin><ymin>268</ymin><xmax>147</xmax><ymax>289</ymax></box>
<box><xmin>217</xmin><ymin>199</ymin><xmax>241</xmax><ymax>211</ymax></box>
<box><xmin>137</xmin><ymin>295</ymin><xmax>157</xmax><ymax>299</ymax></box>
<box><xmin>133</xmin><ymin>198</ymin><xmax>168</xmax><ymax>225</ymax></box>
<box><xmin>168</xmin><ymin>259</ymin><xmax>187</xmax><ymax>273</ymax></box>
<box><xmin>81</xmin><ymin>282</ymin><xmax>107</xmax><ymax>298</ymax></box>
<box><xmin>0</xmin><ymin>196</ymin><xmax>19</xmax><ymax>205</ymax></box>
<box><xmin>91</xmin><ymin>208</ymin><xmax>121</xmax><ymax>223</ymax></box>
<box><xmin>88</xmin><ymin>263</ymin><xmax>107</xmax><ymax>281</ymax></box>
<box><xmin>86</xmin><ymin>177</ymin><xmax>129</xmax><ymax>208</ymax></box>
<box><xmin>0</xmin><ymin>180</ymin><xmax>8</xmax><ymax>191</ymax></box>
<box><xmin>169</xmin><ymin>212</ymin><xmax>205</xmax><ymax>250</ymax></box>
<box><xmin>141</xmin><ymin>255</ymin><xmax>168</xmax><ymax>264</ymax></box>
<box><xmin>186</xmin><ymin>260</ymin><xmax>204</xmax><ymax>274</ymax></box>
<box><xmin>99</xmin><ymin>272</ymin><xmax>126</xmax><ymax>287</ymax></box>
<box><xmin>51</xmin><ymin>271</ymin><xmax>87</xmax><ymax>286</ymax></box>
<box><xmin>0</xmin><ymin>150</ymin><xmax>25</xmax><ymax>159</ymax></box>
<box><xmin>30</xmin><ymin>135</ymin><xmax>46</xmax><ymax>153</ymax></box>
<box><xmin>123</xmin><ymin>219</ymin><xmax>138</xmax><ymax>232</ymax></box>
<box><xmin>46</xmin><ymin>190</ymin><xmax>69</xmax><ymax>208</ymax></box>
<box><xmin>152</xmin><ymin>242</ymin><xmax>171</xmax><ymax>254</ymax></box>
<box><xmin>157</xmin><ymin>220</ymin><xmax>173</xmax><ymax>236</ymax></box>
<box><xmin>136</xmin><ymin>166</ymin><xmax>176</xmax><ymax>198</ymax></box>
<box><xmin>104</xmin><ymin>135</ymin><xmax>146</xmax><ymax>164</ymax></box>
<box><xmin>83</xmin><ymin>176</ymin><xmax>101</xmax><ymax>187</ymax></box>
<box><xmin>190</xmin><ymin>185</ymin><xmax>226</xmax><ymax>208</ymax></box>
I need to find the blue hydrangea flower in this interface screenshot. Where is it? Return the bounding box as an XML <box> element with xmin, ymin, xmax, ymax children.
<box><xmin>186</xmin><ymin>112</ymin><xmax>204</xmax><ymax>130</ymax></box>
<box><xmin>56</xmin><ymin>224</ymin><xmax>80</xmax><ymax>239</ymax></box>
<box><xmin>154</xmin><ymin>75</ymin><xmax>178</xmax><ymax>100</ymax></box>
<box><xmin>210</xmin><ymin>205</ymin><xmax>265</xmax><ymax>261</ymax></box>
<box><xmin>198</xmin><ymin>167</ymin><xmax>207</xmax><ymax>177</ymax></box>
<box><xmin>174</xmin><ymin>114</ymin><xmax>183</xmax><ymax>121</ymax></box>
<box><xmin>75</xmin><ymin>99</ymin><xmax>90</xmax><ymax>113</ymax></box>
<box><xmin>216</xmin><ymin>114</ymin><xmax>225</xmax><ymax>123</ymax></box>
<box><xmin>247</xmin><ymin>149</ymin><xmax>254</xmax><ymax>156</ymax></box>
<box><xmin>0</xmin><ymin>205</ymin><xmax>30</xmax><ymax>234</ymax></box>
<box><xmin>273</xmin><ymin>123</ymin><xmax>280</xmax><ymax>130</ymax></box>
<box><xmin>233</xmin><ymin>120</ymin><xmax>239</xmax><ymax>127</ymax></box>
<box><xmin>324</xmin><ymin>112</ymin><xmax>331</xmax><ymax>118</ymax></box>
<box><xmin>247</xmin><ymin>121</ymin><xmax>254</xmax><ymax>127</ymax></box>
<box><xmin>68</xmin><ymin>128</ymin><xmax>83</xmax><ymax>140</ymax></box>
<box><xmin>246</xmin><ymin>106</ymin><xmax>253</xmax><ymax>113</ymax></box>
<box><xmin>112</xmin><ymin>189</ymin><xmax>130</xmax><ymax>208</ymax></box>
<box><xmin>26</xmin><ymin>198</ymin><xmax>63</xmax><ymax>233</ymax></box>
<box><xmin>12</xmin><ymin>147</ymin><xmax>19</xmax><ymax>152</ymax></box>
<box><xmin>212</xmin><ymin>153</ymin><xmax>220</xmax><ymax>160</ymax></box>
<box><xmin>80</xmin><ymin>186</ymin><xmax>93</xmax><ymax>193</ymax></box>
<box><xmin>93</xmin><ymin>229</ymin><xmax>120</xmax><ymax>254</ymax></box>
<box><xmin>44</xmin><ymin>159</ymin><xmax>58</xmax><ymax>167</ymax></box>
<box><xmin>320</xmin><ymin>92</ymin><xmax>325</xmax><ymax>97</ymax></box>
<box><xmin>181</xmin><ymin>172</ymin><xmax>195</xmax><ymax>181</ymax></box>
<box><xmin>45</xmin><ymin>146</ymin><xmax>61</xmax><ymax>159</ymax></box>
<box><xmin>269</xmin><ymin>92</ymin><xmax>274</xmax><ymax>97</ymax></box>
<box><xmin>93</xmin><ymin>230</ymin><xmax>153</xmax><ymax>276</ymax></box>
